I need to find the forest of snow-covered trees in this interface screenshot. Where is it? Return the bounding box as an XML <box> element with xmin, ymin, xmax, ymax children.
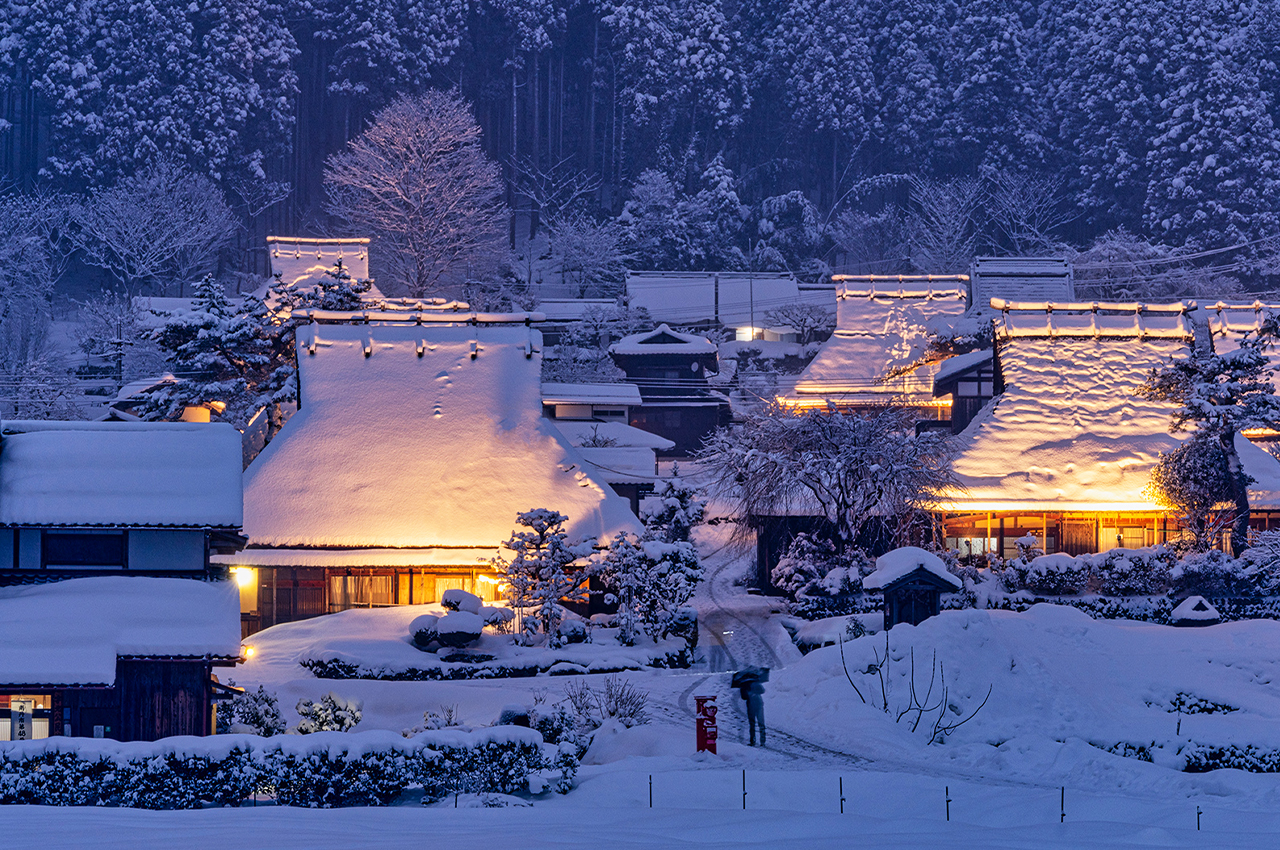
<box><xmin>3</xmin><ymin>0</ymin><xmax>1280</xmax><ymax>283</ymax></box>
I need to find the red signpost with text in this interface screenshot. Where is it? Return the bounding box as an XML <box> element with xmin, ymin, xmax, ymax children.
<box><xmin>695</xmin><ymin>695</ymin><xmax>717</xmax><ymax>754</ymax></box>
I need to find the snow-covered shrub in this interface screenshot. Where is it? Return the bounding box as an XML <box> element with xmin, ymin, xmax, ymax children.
<box><xmin>435</xmin><ymin>611</ymin><xmax>484</xmax><ymax>648</ymax></box>
<box><xmin>1013</xmin><ymin>533</ymin><xmax>1043</xmax><ymax>561</ymax></box>
<box><xmin>772</xmin><ymin>534</ymin><xmax>874</xmax><ymax>618</ymax></box>
<box><xmin>267</xmin><ymin>739</ymin><xmax>418</xmax><ymax>807</ymax></box>
<box><xmin>1091</xmin><ymin>548</ymin><xmax>1174</xmax><ymax>596</ymax></box>
<box><xmin>481</xmin><ymin>605</ymin><xmax>515</xmax><ymax>632</ymax></box>
<box><xmin>442</xmin><ymin>588</ymin><xmax>483</xmax><ymax>614</ymax></box>
<box><xmin>558</xmin><ymin>619</ymin><xmax>588</xmax><ymax>644</ymax></box>
<box><xmin>217</xmin><ymin>683</ymin><xmax>285</xmax><ymax>736</ymax></box>
<box><xmin>640</xmin><ymin>467</ymin><xmax>705</xmax><ymax>543</ymax></box>
<box><xmin>410</xmin><ymin>614</ymin><xmax>440</xmax><ymax>649</ymax></box>
<box><xmin>1238</xmin><ymin>530</ymin><xmax>1280</xmax><ymax>595</ymax></box>
<box><xmin>1171</xmin><ymin>550</ymin><xmax>1250</xmax><ymax>597</ymax></box>
<box><xmin>291</xmin><ymin>693</ymin><xmax>363</xmax><ymax>734</ymax></box>
<box><xmin>1019</xmin><ymin>553</ymin><xmax>1090</xmax><ymax>596</ymax></box>
<box><xmin>561</xmin><ymin>676</ymin><xmax>650</xmax><ymax>730</ymax></box>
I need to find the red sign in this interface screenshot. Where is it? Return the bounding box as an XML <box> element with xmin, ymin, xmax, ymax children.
<box><xmin>695</xmin><ymin>695</ymin><xmax>717</xmax><ymax>754</ymax></box>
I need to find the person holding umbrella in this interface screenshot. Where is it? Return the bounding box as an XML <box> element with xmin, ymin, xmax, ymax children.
<box><xmin>730</xmin><ymin>666</ymin><xmax>769</xmax><ymax>746</ymax></box>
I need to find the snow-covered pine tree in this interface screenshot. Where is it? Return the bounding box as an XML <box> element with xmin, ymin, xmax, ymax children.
<box><xmin>271</xmin><ymin>259</ymin><xmax>374</xmax><ymax>312</ymax></box>
<box><xmin>640</xmin><ymin>466</ymin><xmax>705</xmax><ymax>543</ymax></box>
<box><xmin>291</xmin><ymin>692</ymin><xmax>363</xmax><ymax>733</ymax></box>
<box><xmin>599</xmin><ymin>532</ymin><xmax>702</xmax><ymax>645</ymax></box>
<box><xmin>217</xmin><ymin>683</ymin><xmax>286</xmax><ymax>735</ymax></box>
<box><xmin>142</xmin><ymin>276</ymin><xmax>278</xmax><ymax>428</ymax></box>
<box><xmin>1140</xmin><ymin>329</ymin><xmax>1280</xmax><ymax>554</ymax></box>
<box><xmin>494</xmin><ymin>509</ymin><xmax>598</xmax><ymax>647</ymax></box>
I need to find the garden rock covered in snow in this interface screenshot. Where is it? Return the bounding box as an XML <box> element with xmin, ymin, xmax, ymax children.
<box><xmin>1171</xmin><ymin>596</ymin><xmax>1221</xmax><ymax>627</ymax></box>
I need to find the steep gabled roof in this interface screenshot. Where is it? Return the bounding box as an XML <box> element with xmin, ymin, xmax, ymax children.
<box><xmin>610</xmin><ymin>324</ymin><xmax>718</xmax><ymax>355</ymax></box>
<box><xmin>0</xmin><ymin>421</ymin><xmax>243</xmax><ymax>528</ymax></box>
<box><xmin>970</xmin><ymin>257</ymin><xmax>1074</xmax><ymax>310</ymax></box>
<box><xmin>266</xmin><ymin>236</ymin><xmax>380</xmax><ymax>297</ymax></box>
<box><xmin>945</xmin><ymin>301</ymin><xmax>1242</xmax><ymax>511</ymax></box>
<box><xmin>241</xmin><ymin>324</ymin><xmax>641</xmax><ymax>550</ymax></box>
<box><xmin>785</xmin><ymin>285</ymin><xmax>967</xmax><ymax>405</ymax></box>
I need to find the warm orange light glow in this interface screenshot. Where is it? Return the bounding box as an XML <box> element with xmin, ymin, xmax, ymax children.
<box><xmin>242</xmin><ymin>645</ymin><xmax>256</xmax><ymax>659</ymax></box>
<box><xmin>233</xmin><ymin>567</ymin><xmax>256</xmax><ymax>588</ymax></box>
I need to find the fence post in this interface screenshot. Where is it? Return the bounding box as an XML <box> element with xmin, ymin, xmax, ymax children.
<box><xmin>839</xmin><ymin>777</ymin><xmax>845</xmax><ymax>815</ymax></box>
<box><xmin>1197</xmin><ymin>806</ymin><xmax>1202</xmax><ymax>831</ymax></box>
<box><xmin>649</xmin><ymin>774</ymin><xmax>653</xmax><ymax>808</ymax></box>
<box><xmin>1060</xmin><ymin>787</ymin><xmax>1065</xmax><ymax>823</ymax></box>
<box><xmin>946</xmin><ymin>786</ymin><xmax>951</xmax><ymax>822</ymax></box>
<box><xmin>742</xmin><ymin>769</ymin><xmax>747</xmax><ymax>810</ymax></box>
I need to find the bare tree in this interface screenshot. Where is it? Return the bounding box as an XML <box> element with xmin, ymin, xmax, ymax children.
<box><xmin>70</xmin><ymin>159</ymin><xmax>239</xmax><ymax>295</ymax></box>
<box><xmin>512</xmin><ymin>154</ymin><xmax>601</xmax><ymax>237</ymax></box>
<box><xmin>324</xmin><ymin>90</ymin><xmax>508</xmax><ymax>297</ymax></box>
<box><xmin>763</xmin><ymin>303</ymin><xmax>835</xmax><ymax>344</ymax></box>
<box><xmin>548</xmin><ymin>211</ymin><xmax>631</xmax><ymax>297</ymax></box>
<box><xmin>0</xmin><ymin>191</ymin><xmax>76</xmax><ymax>295</ymax></box>
<box><xmin>830</xmin><ymin>207</ymin><xmax>911</xmax><ymax>274</ymax></box>
<box><xmin>700</xmin><ymin>403</ymin><xmax>957</xmax><ymax>551</ymax></box>
<box><xmin>76</xmin><ymin>293</ymin><xmax>168</xmax><ymax>385</ymax></box>
<box><xmin>904</xmin><ymin>177</ymin><xmax>984</xmax><ymax>273</ymax></box>
<box><xmin>986</xmin><ymin>171</ymin><xmax>1077</xmax><ymax>254</ymax></box>
<box><xmin>1072</xmin><ymin>228</ymin><xmax>1239</xmax><ymax>300</ymax></box>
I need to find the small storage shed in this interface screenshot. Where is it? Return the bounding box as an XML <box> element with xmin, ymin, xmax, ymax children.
<box><xmin>863</xmin><ymin>547</ymin><xmax>963</xmax><ymax>630</ymax></box>
<box><xmin>1171</xmin><ymin>596</ymin><xmax>1221</xmax><ymax>627</ymax></box>
<box><xmin>0</xmin><ymin>577</ymin><xmax>241</xmax><ymax>741</ymax></box>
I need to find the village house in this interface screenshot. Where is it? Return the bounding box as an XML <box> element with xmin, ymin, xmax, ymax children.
<box><xmin>608</xmin><ymin>324</ymin><xmax>731</xmax><ymax>456</ymax></box>
<box><xmin>0</xmin><ymin>420</ymin><xmax>246</xmax><ymax>741</ymax></box>
<box><xmin>220</xmin><ymin>318</ymin><xmax>641</xmax><ymax>634</ymax></box>
<box><xmin>624</xmin><ymin>270</ymin><xmax>830</xmax><ymax>338</ymax></box>
<box><xmin>937</xmin><ymin>300</ymin><xmax>1280</xmax><ymax>559</ymax></box>
<box><xmin>780</xmin><ymin>278</ymin><xmax>969</xmax><ymax>420</ymax></box>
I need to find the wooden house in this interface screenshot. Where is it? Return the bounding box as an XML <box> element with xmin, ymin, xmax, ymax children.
<box><xmin>550</xmin><ymin>420</ymin><xmax>675</xmax><ymax>514</ymax></box>
<box><xmin>266</xmin><ymin>236</ymin><xmax>381</xmax><ymax>297</ymax></box>
<box><xmin>968</xmin><ymin>257</ymin><xmax>1074</xmax><ymax>313</ymax></box>
<box><xmin>0</xmin><ymin>421</ymin><xmax>246</xmax><ymax>585</ymax></box>
<box><xmin>939</xmin><ymin>300</ymin><xmax>1280</xmax><ymax>560</ymax></box>
<box><xmin>624</xmin><ymin>271</ymin><xmax>822</xmax><ymax>335</ymax></box>
<box><xmin>781</xmin><ymin>279</ymin><xmax>968</xmax><ymax>418</ymax></box>
<box><xmin>221</xmin><ymin>321</ymin><xmax>641</xmax><ymax>633</ymax></box>
<box><xmin>608</xmin><ymin>324</ymin><xmax>731</xmax><ymax>456</ymax></box>
<box><xmin>0</xmin><ymin>577</ymin><xmax>241</xmax><ymax>741</ymax></box>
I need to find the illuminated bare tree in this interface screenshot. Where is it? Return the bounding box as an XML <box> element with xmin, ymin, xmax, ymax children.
<box><xmin>324</xmin><ymin>90</ymin><xmax>508</xmax><ymax>296</ymax></box>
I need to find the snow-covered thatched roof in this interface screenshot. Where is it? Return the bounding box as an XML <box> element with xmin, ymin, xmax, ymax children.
<box><xmin>945</xmin><ymin>301</ymin><xmax>1280</xmax><ymax>511</ymax></box>
<box><xmin>784</xmin><ymin>284</ymin><xmax>967</xmax><ymax>406</ymax></box>
<box><xmin>863</xmin><ymin>546</ymin><xmax>962</xmax><ymax>591</ymax></box>
<box><xmin>0</xmin><ymin>421</ymin><xmax>243</xmax><ymax>528</ymax></box>
<box><xmin>266</xmin><ymin>236</ymin><xmax>381</xmax><ymax>297</ymax></box>
<box><xmin>0</xmin><ymin>577</ymin><xmax>241</xmax><ymax>686</ymax></box>
<box><xmin>239</xmin><ymin>324</ymin><xmax>641</xmax><ymax>553</ymax></box>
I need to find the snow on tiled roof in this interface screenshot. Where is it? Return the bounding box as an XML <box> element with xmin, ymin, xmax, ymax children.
<box><xmin>0</xmin><ymin>421</ymin><xmax>243</xmax><ymax>528</ymax></box>
<box><xmin>0</xmin><ymin>577</ymin><xmax>241</xmax><ymax>686</ymax></box>
<box><xmin>541</xmin><ymin>382</ymin><xmax>643</xmax><ymax>406</ymax></box>
<box><xmin>552</xmin><ymin>420</ymin><xmax>675</xmax><ymax>449</ymax></box>
<box><xmin>241</xmin><ymin>324</ymin><xmax>641</xmax><ymax>550</ymax></box>
<box><xmin>610</xmin><ymin>324</ymin><xmax>718</xmax><ymax>355</ymax></box>
<box><xmin>785</xmin><ymin>286</ymin><xmax>967</xmax><ymax>404</ymax></box>
<box><xmin>991</xmin><ymin>299</ymin><xmax>1196</xmax><ymax>339</ymax></box>
<box><xmin>624</xmin><ymin>271</ymin><xmax>799</xmax><ymax>326</ymax></box>
<box><xmin>933</xmin><ymin>348</ymin><xmax>993</xmax><ymax>387</ymax></box>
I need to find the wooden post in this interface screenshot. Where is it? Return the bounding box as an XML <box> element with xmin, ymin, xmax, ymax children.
<box><xmin>1042</xmin><ymin>513</ymin><xmax>1049</xmax><ymax>553</ymax></box>
<box><xmin>985</xmin><ymin>512</ymin><xmax>992</xmax><ymax>558</ymax></box>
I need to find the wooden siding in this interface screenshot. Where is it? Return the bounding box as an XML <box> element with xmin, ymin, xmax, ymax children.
<box><xmin>116</xmin><ymin>659</ymin><xmax>213</xmax><ymax>741</ymax></box>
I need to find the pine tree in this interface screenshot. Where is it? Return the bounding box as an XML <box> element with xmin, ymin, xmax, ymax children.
<box><xmin>640</xmin><ymin>466</ymin><xmax>705</xmax><ymax>543</ymax></box>
<box><xmin>600</xmin><ymin>532</ymin><xmax>702</xmax><ymax>645</ymax></box>
<box><xmin>494</xmin><ymin>509</ymin><xmax>598</xmax><ymax>647</ymax></box>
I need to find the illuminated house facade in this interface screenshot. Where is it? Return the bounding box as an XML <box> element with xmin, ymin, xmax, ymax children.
<box><xmin>222</xmin><ymin>319</ymin><xmax>641</xmax><ymax>634</ymax></box>
<box><xmin>938</xmin><ymin>300</ymin><xmax>1280</xmax><ymax>560</ymax></box>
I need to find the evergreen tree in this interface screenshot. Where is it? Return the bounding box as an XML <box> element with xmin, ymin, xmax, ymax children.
<box><xmin>640</xmin><ymin>466</ymin><xmax>705</xmax><ymax>543</ymax></box>
<box><xmin>600</xmin><ymin>532</ymin><xmax>702</xmax><ymax>645</ymax></box>
<box><xmin>495</xmin><ymin>509</ymin><xmax>598</xmax><ymax>647</ymax></box>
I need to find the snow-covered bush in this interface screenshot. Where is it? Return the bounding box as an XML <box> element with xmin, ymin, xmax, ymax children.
<box><xmin>1091</xmin><ymin>548</ymin><xmax>1174</xmax><ymax>596</ymax></box>
<box><xmin>1171</xmin><ymin>550</ymin><xmax>1251</xmax><ymax>597</ymax></box>
<box><xmin>291</xmin><ymin>693</ymin><xmax>363</xmax><ymax>734</ymax></box>
<box><xmin>562</xmin><ymin>676</ymin><xmax>650</xmax><ymax>730</ymax></box>
<box><xmin>599</xmin><ymin>533</ymin><xmax>702</xmax><ymax>646</ymax></box>
<box><xmin>481</xmin><ymin>605</ymin><xmax>516</xmax><ymax>631</ymax></box>
<box><xmin>557</xmin><ymin>619</ymin><xmax>588</xmax><ymax>644</ymax></box>
<box><xmin>1004</xmin><ymin>553</ymin><xmax>1090</xmax><ymax>596</ymax></box>
<box><xmin>442</xmin><ymin>588</ymin><xmax>483</xmax><ymax>614</ymax></box>
<box><xmin>640</xmin><ymin>468</ymin><xmax>705</xmax><ymax>542</ymax></box>
<box><xmin>772</xmin><ymin>534</ymin><xmax>874</xmax><ymax>618</ymax></box>
<box><xmin>216</xmin><ymin>683</ymin><xmax>286</xmax><ymax>736</ymax></box>
<box><xmin>435</xmin><ymin>611</ymin><xmax>485</xmax><ymax>648</ymax></box>
<box><xmin>1239</xmin><ymin>530</ymin><xmax>1280</xmax><ymax>595</ymax></box>
<box><xmin>410</xmin><ymin>614</ymin><xmax>440</xmax><ymax>649</ymax></box>
<box><xmin>1013</xmin><ymin>533</ymin><xmax>1043</xmax><ymax>561</ymax></box>
<box><xmin>0</xmin><ymin>729</ymin><xmax>575</xmax><ymax>808</ymax></box>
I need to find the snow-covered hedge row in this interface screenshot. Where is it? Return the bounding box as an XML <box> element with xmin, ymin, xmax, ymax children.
<box><xmin>0</xmin><ymin>728</ymin><xmax>574</xmax><ymax>809</ymax></box>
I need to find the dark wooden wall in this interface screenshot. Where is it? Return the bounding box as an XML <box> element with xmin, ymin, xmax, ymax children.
<box><xmin>115</xmin><ymin>659</ymin><xmax>213</xmax><ymax>741</ymax></box>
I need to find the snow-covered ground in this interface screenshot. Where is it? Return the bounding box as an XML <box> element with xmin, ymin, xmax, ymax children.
<box><xmin>13</xmin><ymin>513</ymin><xmax>1280</xmax><ymax>847</ymax></box>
